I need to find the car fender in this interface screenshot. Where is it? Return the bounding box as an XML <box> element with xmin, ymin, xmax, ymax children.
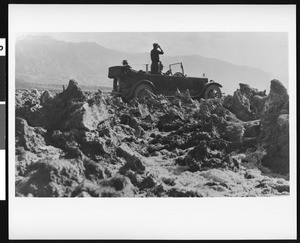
<box><xmin>128</xmin><ymin>80</ymin><xmax>157</xmax><ymax>99</ymax></box>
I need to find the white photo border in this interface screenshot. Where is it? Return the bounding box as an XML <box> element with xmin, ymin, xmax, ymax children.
<box><xmin>9</xmin><ymin>4</ymin><xmax>297</xmax><ymax>240</ymax></box>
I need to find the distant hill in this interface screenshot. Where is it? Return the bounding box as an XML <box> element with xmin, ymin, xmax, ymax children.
<box><xmin>15</xmin><ymin>35</ymin><xmax>288</xmax><ymax>95</ymax></box>
<box><xmin>15</xmin><ymin>80</ymin><xmax>112</xmax><ymax>93</ymax></box>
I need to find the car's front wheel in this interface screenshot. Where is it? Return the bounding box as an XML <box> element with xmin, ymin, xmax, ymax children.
<box><xmin>203</xmin><ymin>85</ymin><xmax>222</xmax><ymax>99</ymax></box>
<box><xmin>134</xmin><ymin>84</ymin><xmax>154</xmax><ymax>102</ymax></box>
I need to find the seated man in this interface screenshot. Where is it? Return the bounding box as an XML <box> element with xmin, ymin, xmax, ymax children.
<box><xmin>122</xmin><ymin>60</ymin><xmax>139</xmax><ymax>74</ymax></box>
<box><xmin>122</xmin><ymin>59</ymin><xmax>131</xmax><ymax>69</ymax></box>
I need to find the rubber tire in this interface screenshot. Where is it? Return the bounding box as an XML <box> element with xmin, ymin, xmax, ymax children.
<box><xmin>113</xmin><ymin>77</ymin><xmax>120</xmax><ymax>92</ymax></box>
<box><xmin>134</xmin><ymin>84</ymin><xmax>154</xmax><ymax>102</ymax></box>
<box><xmin>203</xmin><ymin>85</ymin><xmax>222</xmax><ymax>99</ymax></box>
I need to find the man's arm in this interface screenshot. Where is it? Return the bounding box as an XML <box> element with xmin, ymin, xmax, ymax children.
<box><xmin>158</xmin><ymin>45</ymin><xmax>164</xmax><ymax>54</ymax></box>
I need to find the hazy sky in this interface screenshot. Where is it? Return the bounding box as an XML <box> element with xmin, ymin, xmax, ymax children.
<box><xmin>20</xmin><ymin>32</ymin><xmax>288</xmax><ymax>76</ymax></box>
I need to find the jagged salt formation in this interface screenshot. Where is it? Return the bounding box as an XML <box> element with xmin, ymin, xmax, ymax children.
<box><xmin>15</xmin><ymin>79</ymin><xmax>290</xmax><ymax>197</ymax></box>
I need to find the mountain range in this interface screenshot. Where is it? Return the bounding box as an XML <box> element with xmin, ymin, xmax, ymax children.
<box><xmin>15</xmin><ymin>35</ymin><xmax>289</xmax><ymax>94</ymax></box>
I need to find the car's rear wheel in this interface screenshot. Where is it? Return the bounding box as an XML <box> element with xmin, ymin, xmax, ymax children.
<box><xmin>113</xmin><ymin>77</ymin><xmax>121</xmax><ymax>92</ymax></box>
<box><xmin>134</xmin><ymin>84</ymin><xmax>154</xmax><ymax>102</ymax></box>
<box><xmin>203</xmin><ymin>85</ymin><xmax>222</xmax><ymax>99</ymax></box>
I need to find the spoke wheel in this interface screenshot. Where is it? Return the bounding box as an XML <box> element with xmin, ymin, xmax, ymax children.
<box><xmin>134</xmin><ymin>84</ymin><xmax>154</xmax><ymax>102</ymax></box>
<box><xmin>203</xmin><ymin>85</ymin><xmax>222</xmax><ymax>99</ymax></box>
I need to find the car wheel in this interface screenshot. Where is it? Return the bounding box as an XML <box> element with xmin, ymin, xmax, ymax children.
<box><xmin>203</xmin><ymin>85</ymin><xmax>222</xmax><ymax>99</ymax></box>
<box><xmin>113</xmin><ymin>77</ymin><xmax>121</xmax><ymax>92</ymax></box>
<box><xmin>134</xmin><ymin>84</ymin><xmax>154</xmax><ymax>102</ymax></box>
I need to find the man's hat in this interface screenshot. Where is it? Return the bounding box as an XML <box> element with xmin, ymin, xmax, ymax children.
<box><xmin>153</xmin><ymin>43</ymin><xmax>158</xmax><ymax>47</ymax></box>
<box><xmin>122</xmin><ymin>60</ymin><xmax>128</xmax><ymax>65</ymax></box>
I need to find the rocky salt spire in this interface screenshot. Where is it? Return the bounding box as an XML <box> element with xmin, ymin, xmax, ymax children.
<box><xmin>260</xmin><ymin>79</ymin><xmax>289</xmax><ymax>174</ymax></box>
<box><xmin>223</xmin><ymin>83</ymin><xmax>268</xmax><ymax>121</ymax></box>
<box><xmin>59</xmin><ymin>79</ymin><xmax>86</xmax><ymax>102</ymax></box>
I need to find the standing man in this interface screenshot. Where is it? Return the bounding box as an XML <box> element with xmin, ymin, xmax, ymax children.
<box><xmin>150</xmin><ymin>43</ymin><xmax>164</xmax><ymax>74</ymax></box>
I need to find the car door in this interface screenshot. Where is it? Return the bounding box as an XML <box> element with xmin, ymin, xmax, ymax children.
<box><xmin>174</xmin><ymin>76</ymin><xmax>193</xmax><ymax>93</ymax></box>
<box><xmin>149</xmin><ymin>74</ymin><xmax>177</xmax><ymax>96</ymax></box>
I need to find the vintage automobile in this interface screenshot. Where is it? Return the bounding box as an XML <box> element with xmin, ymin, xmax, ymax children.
<box><xmin>108</xmin><ymin>62</ymin><xmax>222</xmax><ymax>101</ymax></box>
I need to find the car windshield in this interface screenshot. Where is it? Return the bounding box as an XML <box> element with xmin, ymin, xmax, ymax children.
<box><xmin>169</xmin><ymin>63</ymin><xmax>183</xmax><ymax>75</ymax></box>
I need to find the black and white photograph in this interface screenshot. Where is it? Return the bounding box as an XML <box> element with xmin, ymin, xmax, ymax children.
<box><xmin>8</xmin><ymin>4</ymin><xmax>296</xmax><ymax>240</ymax></box>
<box><xmin>14</xmin><ymin>32</ymin><xmax>290</xmax><ymax>198</ymax></box>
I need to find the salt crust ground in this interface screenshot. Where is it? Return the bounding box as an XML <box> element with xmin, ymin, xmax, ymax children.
<box><xmin>15</xmin><ymin>80</ymin><xmax>289</xmax><ymax>197</ymax></box>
